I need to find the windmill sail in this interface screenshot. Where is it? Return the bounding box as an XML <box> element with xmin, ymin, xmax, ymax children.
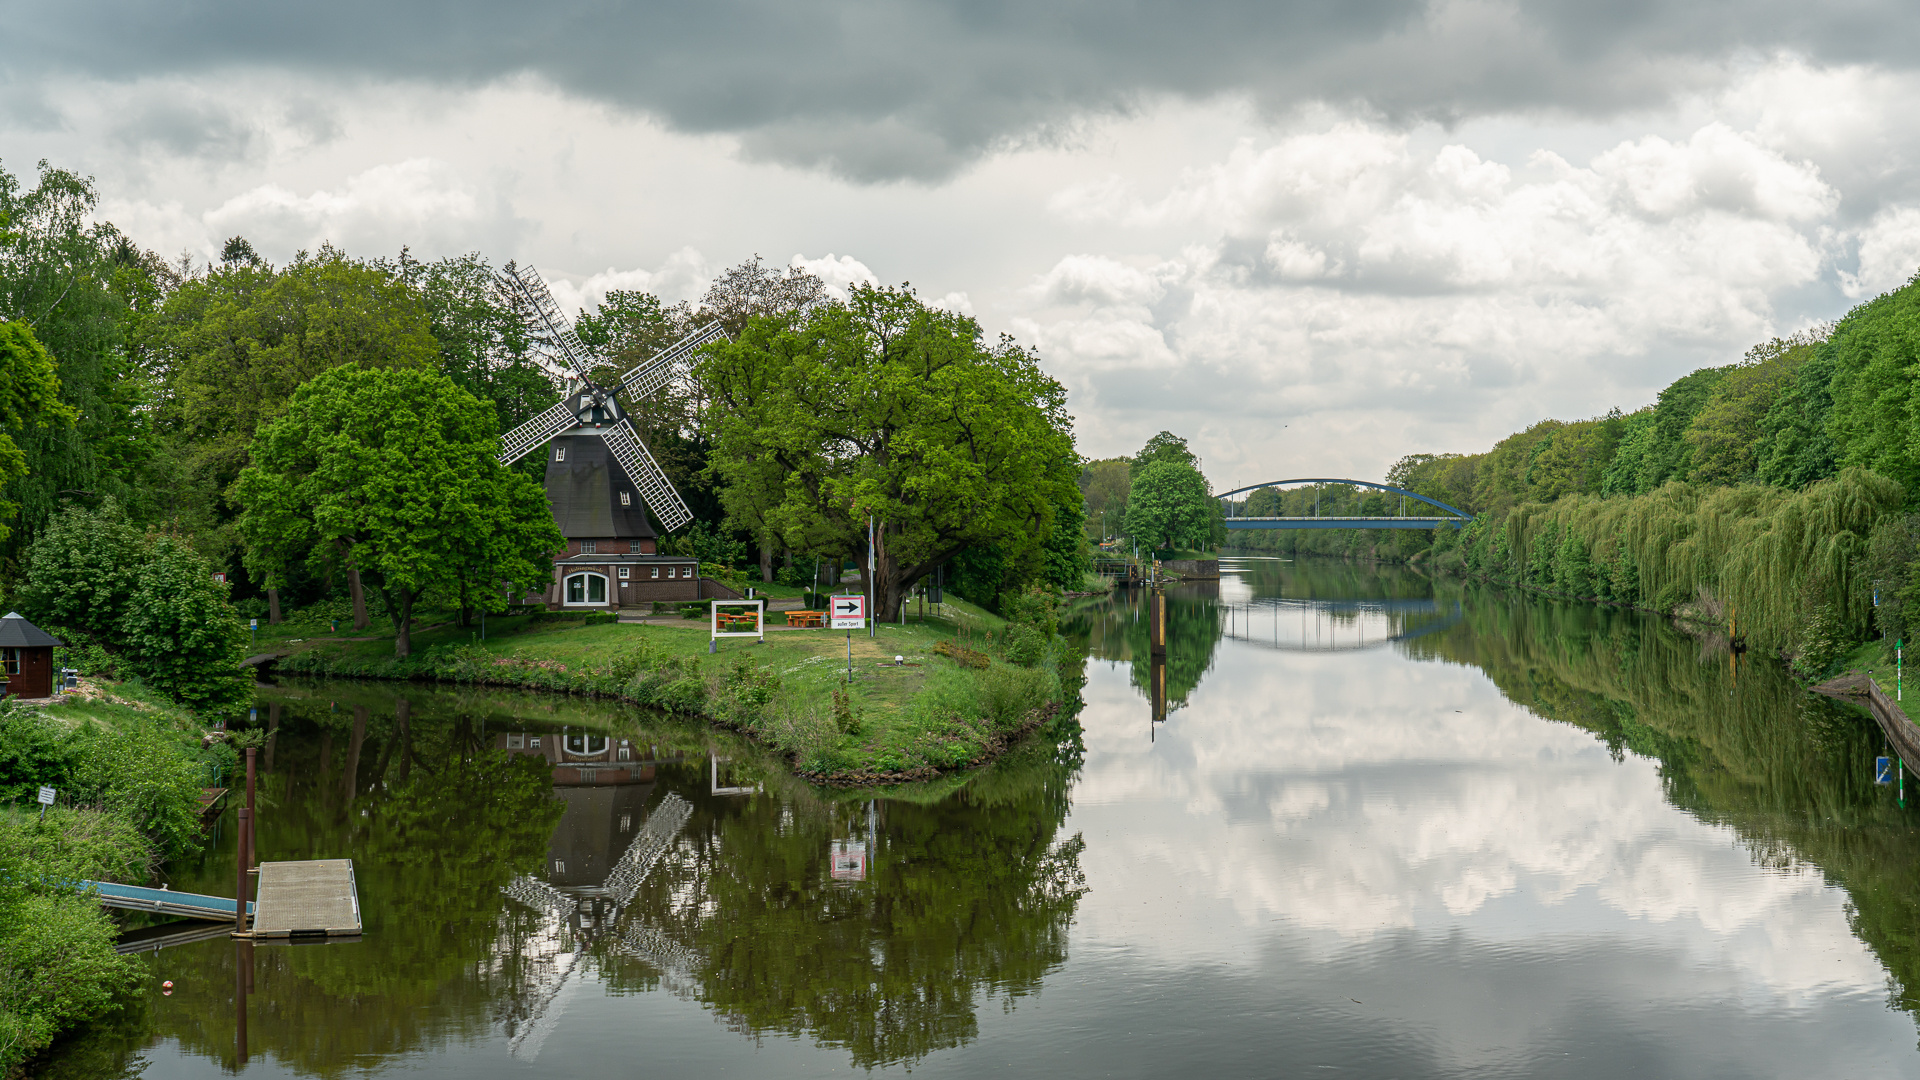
<box><xmin>497</xmin><ymin>263</ymin><xmax>592</xmax><ymax>381</ymax></box>
<box><xmin>617</xmin><ymin>322</ymin><xmax>727</xmax><ymax>399</ymax></box>
<box><xmin>602</xmin><ymin>419</ymin><xmax>693</xmax><ymax>533</ymax></box>
<box><xmin>498</xmin><ymin>399</ymin><xmax>583</xmax><ymax>466</ymax></box>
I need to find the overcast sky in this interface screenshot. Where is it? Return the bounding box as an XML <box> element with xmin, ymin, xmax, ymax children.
<box><xmin>8</xmin><ymin>0</ymin><xmax>1920</xmax><ymax>484</ymax></box>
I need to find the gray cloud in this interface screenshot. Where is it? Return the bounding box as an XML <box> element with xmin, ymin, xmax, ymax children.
<box><xmin>13</xmin><ymin>0</ymin><xmax>1920</xmax><ymax>181</ymax></box>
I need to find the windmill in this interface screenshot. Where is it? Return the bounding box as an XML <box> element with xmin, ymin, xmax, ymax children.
<box><xmin>494</xmin><ymin>263</ymin><xmax>726</xmax><ymax>604</ymax></box>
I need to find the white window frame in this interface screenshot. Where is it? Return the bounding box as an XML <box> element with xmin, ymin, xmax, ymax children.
<box><xmin>507</xmin><ymin>733</ymin><xmax>525</xmax><ymax>749</ymax></box>
<box><xmin>580</xmin><ymin>539</ymin><xmax>597</xmax><ymax>554</ymax></box>
<box><xmin>620</xmin><ymin>491</ymin><xmax>632</xmax><ymax>506</ymax></box>
<box><xmin>564</xmin><ymin>733</ymin><xmax>609</xmax><ymax>757</ymax></box>
<box><xmin>618</xmin><ymin>566</ymin><xmax>630</xmax><ymax>579</ymax></box>
<box><xmin>651</xmin><ymin>566</ymin><xmax>660</xmax><ymax>579</ymax></box>
<box><xmin>554</xmin><ymin>447</ymin><xmax>566</xmax><ymax>461</ymax></box>
<box><xmin>564</xmin><ymin>572</ymin><xmax>609</xmax><ymax>606</ymax></box>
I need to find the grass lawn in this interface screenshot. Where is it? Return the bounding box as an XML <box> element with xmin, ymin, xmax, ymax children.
<box><xmin>268</xmin><ymin>594</ymin><xmax>1067</xmax><ymax>784</ymax></box>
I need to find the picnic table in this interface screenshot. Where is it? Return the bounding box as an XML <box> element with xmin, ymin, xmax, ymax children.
<box><xmin>786</xmin><ymin>610</ymin><xmax>824</xmax><ymax>628</ymax></box>
<box><xmin>718</xmin><ymin>612</ymin><xmax>760</xmax><ymax>630</ymax></box>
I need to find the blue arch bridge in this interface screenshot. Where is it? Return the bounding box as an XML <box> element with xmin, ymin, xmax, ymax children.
<box><xmin>1218</xmin><ymin>479</ymin><xmax>1470</xmax><ymax>531</ymax></box>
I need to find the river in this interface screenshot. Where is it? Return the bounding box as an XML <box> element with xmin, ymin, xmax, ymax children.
<box><xmin>33</xmin><ymin>557</ymin><xmax>1920</xmax><ymax>1078</ymax></box>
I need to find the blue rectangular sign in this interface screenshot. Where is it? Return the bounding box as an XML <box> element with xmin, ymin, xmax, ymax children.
<box><xmin>1877</xmin><ymin>756</ymin><xmax>1895</xmax><ymax>785</ymax></box>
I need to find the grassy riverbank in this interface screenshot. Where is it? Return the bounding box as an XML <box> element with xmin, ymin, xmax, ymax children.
<box><xmin>269</xmin><ymin>599</ymin><xmax>1076</xmax><ymax>785</ymax></box>
<box><xmin>0</xmin><ymin>687</ymin><xmax>221</xmax><ymax>1073</ymax></box>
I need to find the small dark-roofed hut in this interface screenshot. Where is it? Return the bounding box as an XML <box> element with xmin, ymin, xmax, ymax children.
<box><xmin>0</xmin><ymin>612</ymin><xmax>61</xmax><ymax>698</ymax></box>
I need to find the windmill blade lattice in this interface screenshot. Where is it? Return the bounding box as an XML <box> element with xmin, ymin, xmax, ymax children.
<box><xmin>497</xmin><ymin>399</ymin><xmax>583</xmax><ymax>467</ymax></box>
<box><xmin>497</xmin><ymin>263</ymin><xmax>593</xmax><ymax>382</ymax></box>
<box><xmin>603</xmin><ymin>419</ymin><xmax>693</xmax><ymax>533</ymax></box>
<box><xmin>617</xmin><ymin>322</ymin><xmax>728</xmax><ymax>399</ymax></box>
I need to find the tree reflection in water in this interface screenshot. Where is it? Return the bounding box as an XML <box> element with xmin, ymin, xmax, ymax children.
<box><xmin>38</xmin><ymin>683</ymin><xmax>1086</xmax><ymax>1076</ymax></box>
<box><xmin>1072</xmin><ymin>556</ymin><xmax>1920</xmax><ymax>1033</ymax></box>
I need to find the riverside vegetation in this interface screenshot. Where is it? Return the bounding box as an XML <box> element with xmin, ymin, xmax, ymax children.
<box><xmin>0</xmin><ymin>686</ymin><xmax>234</xmax><ymax>1071</ymax></box>
<box><xmin>1225</xmin><ymin>269</ymin><xmax>1920</xmax><ymax>681</ymax></box>
<box><xmin>271</xmin><ymin>587</ymin><xmax>1076</xmax><ymax>785</ymax></box>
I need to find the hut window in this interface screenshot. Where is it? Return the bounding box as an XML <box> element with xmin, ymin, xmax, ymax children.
<box><xmin>1</xmin><ymin>649</ymin><xmax>15</xmax><ymax>675</ymax></box>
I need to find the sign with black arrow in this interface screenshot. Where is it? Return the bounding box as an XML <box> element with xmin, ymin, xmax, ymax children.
<box><xmin>830</xmin><ymin>595</ymin><xmax>867</xmax><ymax>630</ymax></box>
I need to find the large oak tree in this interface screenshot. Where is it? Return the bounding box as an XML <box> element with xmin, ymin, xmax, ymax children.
<box><xmin>232</xmin><ymin>364</ymin><xmax>561</xmax><ymax>656</ymax></box>
<box><xmin>698</xmin><ymin>285</ymin><xmax>1078</xmax><ymax>620</ymax></box>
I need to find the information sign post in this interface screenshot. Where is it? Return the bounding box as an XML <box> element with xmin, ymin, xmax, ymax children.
<box><xmin>37</xmin><ymin>785</ymin><xmax>54</xmax><ymax>821</ymax></box>
<box><xmin>831</xmin><ymin>595</ymin><xmax>867</xmax><ymax>681</ymax></box>
<box><xmin>709</xmin><ymin>600</ymin><xmax>767</xmax><ymax>653</ymax></box>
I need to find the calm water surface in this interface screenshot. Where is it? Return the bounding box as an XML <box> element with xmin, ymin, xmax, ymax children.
<box><xmin>38</xmin><ymin>558</ymin><xmax>1920</xmax><ymax>1078</ymax></box>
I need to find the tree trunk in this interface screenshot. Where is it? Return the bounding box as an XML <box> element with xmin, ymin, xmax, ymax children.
<box><xmin>344</xmin><ymin>705</ymin><xmax>368</xmax><ymax>810</ymax></box>
<box><xmin>394</xmin><ymin>593</ymin><xmax>413</xmax><ymax>658</ymax></box>
<box><xmin>760</xmin><ymin>542</ymin><xmax>774</xmax><ymax>583</ymax></box>
<box><xmin>348</xmin><ymin>566</ymin><xmax>369</xmax><ymax>630</ymax></box>
<box><xmin>267</xmin><ymin>588</ymin><xmax>282</xmax><ymax>624</ymax></box>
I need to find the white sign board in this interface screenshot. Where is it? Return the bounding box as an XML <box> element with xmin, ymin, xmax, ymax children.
<box><xmin>710</xmin><ymin>599</ymin><xmax>766</xmax><ymax>641</ymax></box>
<box><xmin>830</xmin><ymin>839</ymin><xmax>868</xmax><ymax>882</ymax></box>
<box><xmin>830</xmin><ymin>594</ymin><xmax>867</xmax><ymax>630</ymax></box>
<box><xmin>37</xmin><ymin>786</ymin><xmax>55</xmax><ymax>805</ymax></box>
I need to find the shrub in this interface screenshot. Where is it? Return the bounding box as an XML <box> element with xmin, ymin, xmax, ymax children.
<box><xmin>0</xmin><ymin>806</ymin><xmax>151</xmax><ymax>1071</ymax></box>
<box><xmin>934</xmin><ymin>640</ymin><xmax>990</xmax><ymax>669</ymax></box>
<box><xmin>829</xmin><ymin>687</ymin><xmax>862</xmax><ymax>735</ymax></box>
<box><xmin>117</xmin><ymin>535</ymin><xmax>252</xmax><ymax>715</ymax></box>
<box><xmin>978</xmin><ymin>664</ymin><xmax>1056</xmax><ymax>728</ymax></box>
<box><xmin>1002</xmin><ymin>625</ymin><xmax>1046</xmax><ymax>667</ymax></box>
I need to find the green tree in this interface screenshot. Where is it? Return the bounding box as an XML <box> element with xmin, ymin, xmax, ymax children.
<box><xmin>1685</xmin><ymin>334</ymin><xmax>1820</xmax><ymax>485</ymax></box>
<box><xmin>1124</xmin><ymin>458</ymin><xmax>1212</xmax><ymax>551</ymax></box>
<box><xmin>145</xmin><ymin>246</ymin><xmax>441</xmax><ymax>559</ymax></box>
<box><xmin>0</xmin><ymin>162</ymin><xmax>159</xmax><ymax>570</ymax></box>
<box><xmin>1823</xmin><ymin>279</ymin><xmax>1920</xmax><ymax>491</ymax></box>
<box><xmin>1754</xmin><ymin>347</ymin><xmax>1840</xmax><ymax>489</ymax></box>
<box><xmin>115</xmin><ymin>533</ymin><xmax>251</xmax><ymax>714</ymax></box>
<box><xmin>1078</xmin><ymin>457</ymin><xmax>1130</xmax><ymax>541</ymax></box>
<box><xmin>0</xmin><ymin>321</ymin><xmax>79</xmax><ymax>541</ymax></box>
<box><xmin>20</xmin><ymin>499</ymin><xmax>249</xmax><ymax>713</ymax></box>
<box><xmin>16</xmin><ymin>497</ymin><xmax>142</xmax><ymax>642</ymax></box>
<box><xmin>232</xmin><ymin>365</ymin><xmax>562</xmax><ymax>656</ymax></box>
<box><xmin>1135</xmin><ymin>431</ymin><xmax>1200</xmax><ymax>471</ymax></box>
<box><xmin>392</xmin><ymin>251</ymin><xmax>550</xmax><ymax>442</ymax></box>
<box><xmin>1040</xmin><ymin>481</ymin><xmax>1090</xmax><ymax>591</ymax></box>
<box><xmin>699</xmin><ymin>285</ymin><xmax>1079</xmax><ymax>621</ymax></box>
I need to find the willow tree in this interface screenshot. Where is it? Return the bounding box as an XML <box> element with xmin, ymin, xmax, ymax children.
<box><xmin>698</xmin><ymin>285</ymin><xmax>1079</xmax><ymax>621</ymax></box>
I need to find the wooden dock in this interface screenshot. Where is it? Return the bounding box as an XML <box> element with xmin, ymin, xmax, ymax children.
<box><xmin>248</xmin><ymin>859</ymin><xmax>361</xmax><ymax>938</ymax></box>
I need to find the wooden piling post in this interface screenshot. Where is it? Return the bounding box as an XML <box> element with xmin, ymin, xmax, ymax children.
<box><xmin>234</xmin><ymin>803</ymin><xmax>250</xmax><ymax>934</ymax></box>
<box><xmin>245</xmin><ymin>747</ymin><xmax>257</xmax><ymax>870</ymax></box>
<box><xmin>1149</xmin><ymin>590</ymin><xmax>1166</xmax><ymax>656</ymax></box>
